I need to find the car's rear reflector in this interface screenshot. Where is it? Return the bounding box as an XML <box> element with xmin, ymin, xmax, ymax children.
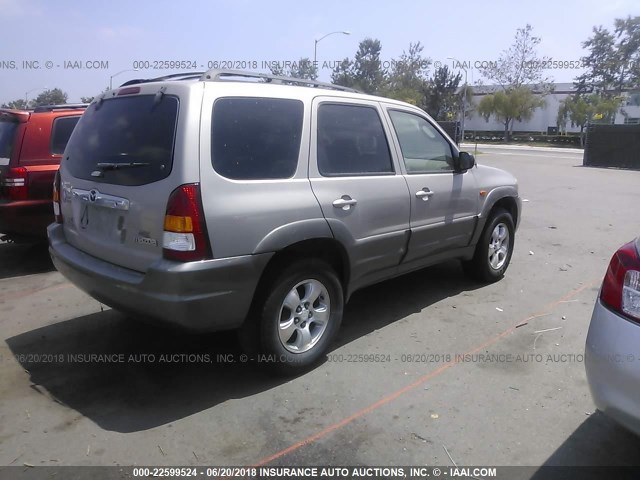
<box><xmin>53</xmin><ymin>169</ymin><xmax>63</xmax><ymax>223</ymax></box>
<box><xmin>0</xmin><ymin>167</ymin><xmax>28</xmax><ymax>201</ymax></box>
<box><xmin>601</xmin><ymin>240</ymin><xmax>640</xmax><ymax>322</ymax></box>
<box><xmin>164</xmin><ymin>215</ymin><xmax>193</xmax><ymax>233</ymax></box>
<box><xmin>623</xmin><ymin>270</ymin><xmax>640</xmax><ymax>320</ymax></box>
<box><xmin>162</xmin><ymin>184</ymin><xmax>211</xmax><ymax>262</ymax></box>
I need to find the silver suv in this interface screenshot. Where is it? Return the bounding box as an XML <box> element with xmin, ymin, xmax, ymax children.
<box><xmin>48</xmin><ymin>70</ymin><xmax>521</xmax><ymax>373</ymax></box>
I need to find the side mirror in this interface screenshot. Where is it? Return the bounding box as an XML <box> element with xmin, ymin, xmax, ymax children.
<box><xmin>457</xmin><ymin>151</ymin><xmax>475</xmax><ymax>172</ymax></box>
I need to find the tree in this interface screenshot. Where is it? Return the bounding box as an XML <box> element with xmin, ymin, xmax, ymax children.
<box><xmin>384</xmin><ymin>42</ymin><xmax>430</xmax><ymax>105</ymax></box>
<box><xmin>30</xmin><ymin>88</ymin><xmax>67</xmax><ymax>107</ymax></box>
<box><xmin>576</xmin><ymin>27</ymin><xmax>618</xmax><ymax>95</ymax></box>
<box><xmin>478</xmin><ymin>24</ymin><xmax>551</xmax><ymax>91</ymax></box>
<box><xmin>330</xmin><ymin>38</ymin><xmax>387</xmax><ymax>94</ymax></box>
<box><xmin>577</xmin><ymin>16</ymin><xmax>640</xmax><ymax>95</ymax></box>
<box><xmin>352</xmin><ymin>38</ymin><xmax>386</xmax><ymax>94</ymax></box>
<box><xmin>422</xmin><ymin>65</ymin><xmax>462</xmax><ymax>120</ymax></box>
<box><xmin>477</xmin><ymin>87</ymin><xmax>545</xmax><ymax>140</ymax></box>
<box><xmin>475</xmin><ymin>25</ymin><xmax>550</xmax><ymax>141</ymax></box>
<box><xmin>1</xmin><ymin>99</ymin><xmax>29</xmax><ymax>109</ymax></box>
<box><xmin>557</xmin><ymin>94</ymin><xmax>621</xmax><ymax>146</ymax></box>
<box><xmin>331</xmin><ymin>58</ymin><xmax>356</xmax><ymax>88</ymax></box>
<box><xmin>269</xmin><ymin>57</ymin><xmax>318</xmax><ymax>80</ymax></box>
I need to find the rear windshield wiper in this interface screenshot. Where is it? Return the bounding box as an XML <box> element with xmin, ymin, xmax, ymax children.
<box><xmin>95</xmin><ymin>162</ymin><xmax>151</xmax><ymax>171</ymax></box>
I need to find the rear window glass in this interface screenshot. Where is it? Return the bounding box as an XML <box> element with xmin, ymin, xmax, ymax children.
<box><xmin>211</xmin><ymin>97</ymin><xmax>303</xmax><ymax>180</ymax></box>
<box><xmin>65</xmin><ymin>95</ymin><xmax>179</xmax><ymax>186</ymax></box>
<box><xmin>317</xmin><ymin>103</ymin><xmax>394</xmax><ymax>176</ymax></box>
<box><xmin>0</xmin><ymin>119</ymin><xmax>19</xmax><ymax>163</ymax></box>
<box><xmin>50</xmin><ymin>116</ymin><xmax>81</xmax><ymax>155</ymax></box>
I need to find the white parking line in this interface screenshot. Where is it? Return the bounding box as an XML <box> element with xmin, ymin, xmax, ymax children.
<box><xmin>487</xmin><ymin>152</ymin><xmax>583</xmax><ymax>160</ymax></box>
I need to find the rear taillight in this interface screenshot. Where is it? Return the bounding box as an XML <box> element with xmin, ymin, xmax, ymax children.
<box><xmin>600</xmin><ymin>240</ymin><xmax>640</xmax><ymax>322</ymax></box>
<box><xmin>53</xmin><ymin>169</ymin><xmax>63</xmax><ymax>224</ymax></box>
<box><xmin>162</xmin><ymin>183</ymin><xmax>211</xmax><ymax>262</ymax></box>
<box><xmin>0</xmin><ymin>167</ymin><xmax>28</xmax><ymax>201</ymax></box>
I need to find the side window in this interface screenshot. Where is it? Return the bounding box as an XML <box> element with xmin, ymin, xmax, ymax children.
<box><xmin>388</xmin><ymin>110</ymin><xmax>453</xmax><ymax>174</ymax></box>
<box><xmin>211</xmin><ymin>97</ymin><xmax>303</xmax><ymax>180</ymax></box>
<box><xmin>317</xmin><ymin>103</ymin><xmax>394</xmax><ymax>176</ymax></box>
<box><xmin>50</xmin><ymin>116</ymin><xmax>81</xmax><ymax>155</ymax></box>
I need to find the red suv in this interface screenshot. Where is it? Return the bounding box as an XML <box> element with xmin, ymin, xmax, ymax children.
<box><xmin>0</xmin><ymin>104</ymin><xmax>86</xmax><ymax>241</ymax></box>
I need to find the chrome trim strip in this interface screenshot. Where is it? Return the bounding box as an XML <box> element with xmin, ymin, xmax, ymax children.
<box><xmin>71</xmin><ymin>188</ymin><xmax>130</xmax><ymax>211</ymax></box>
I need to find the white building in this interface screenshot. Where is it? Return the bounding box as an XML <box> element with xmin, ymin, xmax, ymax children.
<box><xmin>464</xmin><ymin>83</ymin><xmax>640</xmax><ymax>134</ymax></box>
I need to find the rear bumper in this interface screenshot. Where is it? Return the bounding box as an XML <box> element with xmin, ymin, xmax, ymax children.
<box><xmin>585</xmin><ymin>298</ymin><xmax>640</xmax><ymax>436</ymax></box>
<box><xmin>0</xmin><ymin>199</ymin><xmax>52</xmax><ymax>237</ymax></box>
<box><xmin>48</xmin><ymin>223</ymin><xmax>273</xmax><ymax>331</ymax></box>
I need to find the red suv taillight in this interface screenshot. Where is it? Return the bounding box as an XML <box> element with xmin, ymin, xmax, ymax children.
<box><xmin>1</xmin><ymin>167</ymin><xmax>28</xmax><ymax>201</ymax></box>
<box><xmin>52</xmin><ymin>169</ymin><xmax>63</xmax><ymax>224</ymax></box>
<box><xmin>600</xmin><ymin>240</ymin><xmax>640</xmax><ymax>323</ymax></box>
<box><xmin>162</xmin><ymin>183</ymin><xmax>211</xmax><ymax>262</ymax></box>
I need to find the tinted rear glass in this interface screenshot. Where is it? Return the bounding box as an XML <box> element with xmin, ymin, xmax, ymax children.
<box><xmin>0</xmin><ymin>119</ymin><xmax>19</xmax><ymax>162</ymax></box>
<box><xmin>211</xmin><ymin>97</ymin><xmax>303</xmax><ymax>180</ymax></box>
<box><xmin>317</xmin><ymin>104</ymin><xmax>394</xmax><ymax>176</ymax></box>
<box><xmin>65</xmin><ymin>95</ymin><xmax>179</xmax><ymax>186</ymax></box>
<box><xmin>50</xmin><ymin>116</ymin><xmax>81</xmax><ymax>155</ymax></box>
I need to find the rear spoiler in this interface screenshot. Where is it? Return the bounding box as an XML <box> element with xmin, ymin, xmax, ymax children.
<box><xmin>0</xmin><ymin>109</ymin><xmax>29</xmax><ymax>123</ymax></box>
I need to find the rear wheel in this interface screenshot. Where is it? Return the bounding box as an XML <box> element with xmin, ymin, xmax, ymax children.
<box><xmin>464</xmin><ymin>208</ymin><xmax>514</xmax><ymax>282</ymax></box>
<box><xmin>257</xmin><ymin>259</ymin><xmax>343</xmax><ymax>375</ymax></box>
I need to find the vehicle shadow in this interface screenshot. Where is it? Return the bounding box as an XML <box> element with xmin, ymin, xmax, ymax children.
<box><xmin>334</xmin><ymin>260</ymin><xmax>482</xmax><ymax>348</ymax></box>
<box><xmin>529</xmin><ymin>412</ymin><xmax>640</xmax><ymax>478</ymax></box>
<box><xmin>5</xmin><ymin>260</ymin><xmax>483</xmax><ymax>433</ymax></box>
<box><xmin>0</xmin><ymin>240</ymin><xmax>53</xmax><ymax>280</ymax></box>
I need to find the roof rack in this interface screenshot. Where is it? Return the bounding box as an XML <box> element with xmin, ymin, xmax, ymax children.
<box><xmin>116</xmin><ymin>68</ymin><xmax>360</xmax><ymax>93</ymax></box>
<box><xmin>33</xmin><ymin>103</ymin><xmax>89</xmax><ymax>112</ymax></box>
<box><xmin>120</xmin><ymin>72</ymin><xmax>205</xmax><ymax>87</ymax></box>
<box><xmin>201</xmin><ymin>69</ymin><xmax>360</xmax><ymax>93</ymax></box>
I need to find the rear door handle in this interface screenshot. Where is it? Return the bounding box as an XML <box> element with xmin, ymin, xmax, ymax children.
<box><xmin>415</xmin><ymin>188</ymin><xmax>434</xmax><ymax>201</ymax></box>
<box><xmin>333</xmin><ymin>196</ymin><xmax>358</xmax><ymax>210</ymax></box>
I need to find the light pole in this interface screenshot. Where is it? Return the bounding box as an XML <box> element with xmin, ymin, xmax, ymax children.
<box><xmin>25</xmin><ymin>87</ymin><xmax>47</xmax><ymax>106</ymax></box>
<box><xmin>447</xmin><ymin>57</ymin><xmax>468</xmax><ymax>144</ymax></box>
<box><xmin>314</xmin><ymin>31</ymin><xmax>351</xmax><ymax>68</ymax></box>
<box><xmin>109</xmin><ymin>69</ymin><xmax>139</xmax><ymax>89</ymax></box>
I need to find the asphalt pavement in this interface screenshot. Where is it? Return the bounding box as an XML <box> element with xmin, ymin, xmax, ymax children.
<box><xmin>0</xmin><ymin>146</ymin><xmax>639</xmax><ymax>472</ymax></box>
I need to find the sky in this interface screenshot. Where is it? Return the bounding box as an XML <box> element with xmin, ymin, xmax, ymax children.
<box><xmin>0</xmin><ymin>0</ymin><xmax>638</xmax><ymax>105</ymax></box>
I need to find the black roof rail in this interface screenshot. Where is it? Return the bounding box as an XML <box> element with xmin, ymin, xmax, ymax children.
<box><xmin>200</xmin><ymin>69</ymin><xmax>361</xmax><ymax>93</ymax></box>
<box><xmin>119</xmin><ymin>71</ymin><xmax>206</xmax><ymax>87</ymax></box>
<box><xmin>33</xmin><ymin>104</ymin><xmax>89</xmax><ymax>112</ymax></box>
<box><xmin>149</xmin><ymin>72</ymin><xmax>206</xmax><ymax>82</ymax></box>
<box><xmin>114</xmin><ymin>69</ymin><xmax>361</xmax><ymax>93</ymax></box>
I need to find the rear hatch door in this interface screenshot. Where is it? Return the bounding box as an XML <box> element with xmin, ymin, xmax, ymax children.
<box><xmin>59</xmin><ymin>84</ymin><xmax>202</xmax><ymax>272</ymax></box>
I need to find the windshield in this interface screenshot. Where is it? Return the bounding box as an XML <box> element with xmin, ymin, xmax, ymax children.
<box><xmin>65</xmin><ymin>95</ymin><xmax>179</xmax><ymax>186</ymax></box>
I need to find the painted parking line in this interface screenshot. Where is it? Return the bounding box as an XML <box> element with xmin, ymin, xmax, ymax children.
<box><xmin>487</xmin><ymin>152</ymin><xmax>582</xmax><ymax>160</ymax></box>
<box><xmin>253</xmin><ymin>280</ymin><xmax>597</xmax><ymax>466</ymax></box>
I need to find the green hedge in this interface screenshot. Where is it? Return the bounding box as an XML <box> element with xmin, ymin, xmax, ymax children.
<box><xmin>464</xmin><ymin>131</ymin><xmax>581</xmax><ymax>146</ymax></box>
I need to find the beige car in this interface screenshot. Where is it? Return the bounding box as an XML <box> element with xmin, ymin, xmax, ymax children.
<box><xmin>49</xmin><ymin>70</ymin><xmax>521</xmax><ymax>374</ymax></box>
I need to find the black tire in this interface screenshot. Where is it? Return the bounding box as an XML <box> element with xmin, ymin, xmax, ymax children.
<box><xmin>464</xmin><ymin>208</ymin><xmax>515</xmax><ymax>283</ymax></box>
<box><xmin>257</xmin><ymin>259</ymin><xmax>343</xmax><ymax>375</ymax></box>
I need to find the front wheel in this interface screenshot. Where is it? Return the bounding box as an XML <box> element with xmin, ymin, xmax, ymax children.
<box><xmin>464</xmin><ymin>208</ymin><xmax>515</xmax><ymax>283</ymax></box>
<box><xmin>258</xmin><ymin>259</ymin><xmax>344</xmax><ymax>375</ymax></box>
